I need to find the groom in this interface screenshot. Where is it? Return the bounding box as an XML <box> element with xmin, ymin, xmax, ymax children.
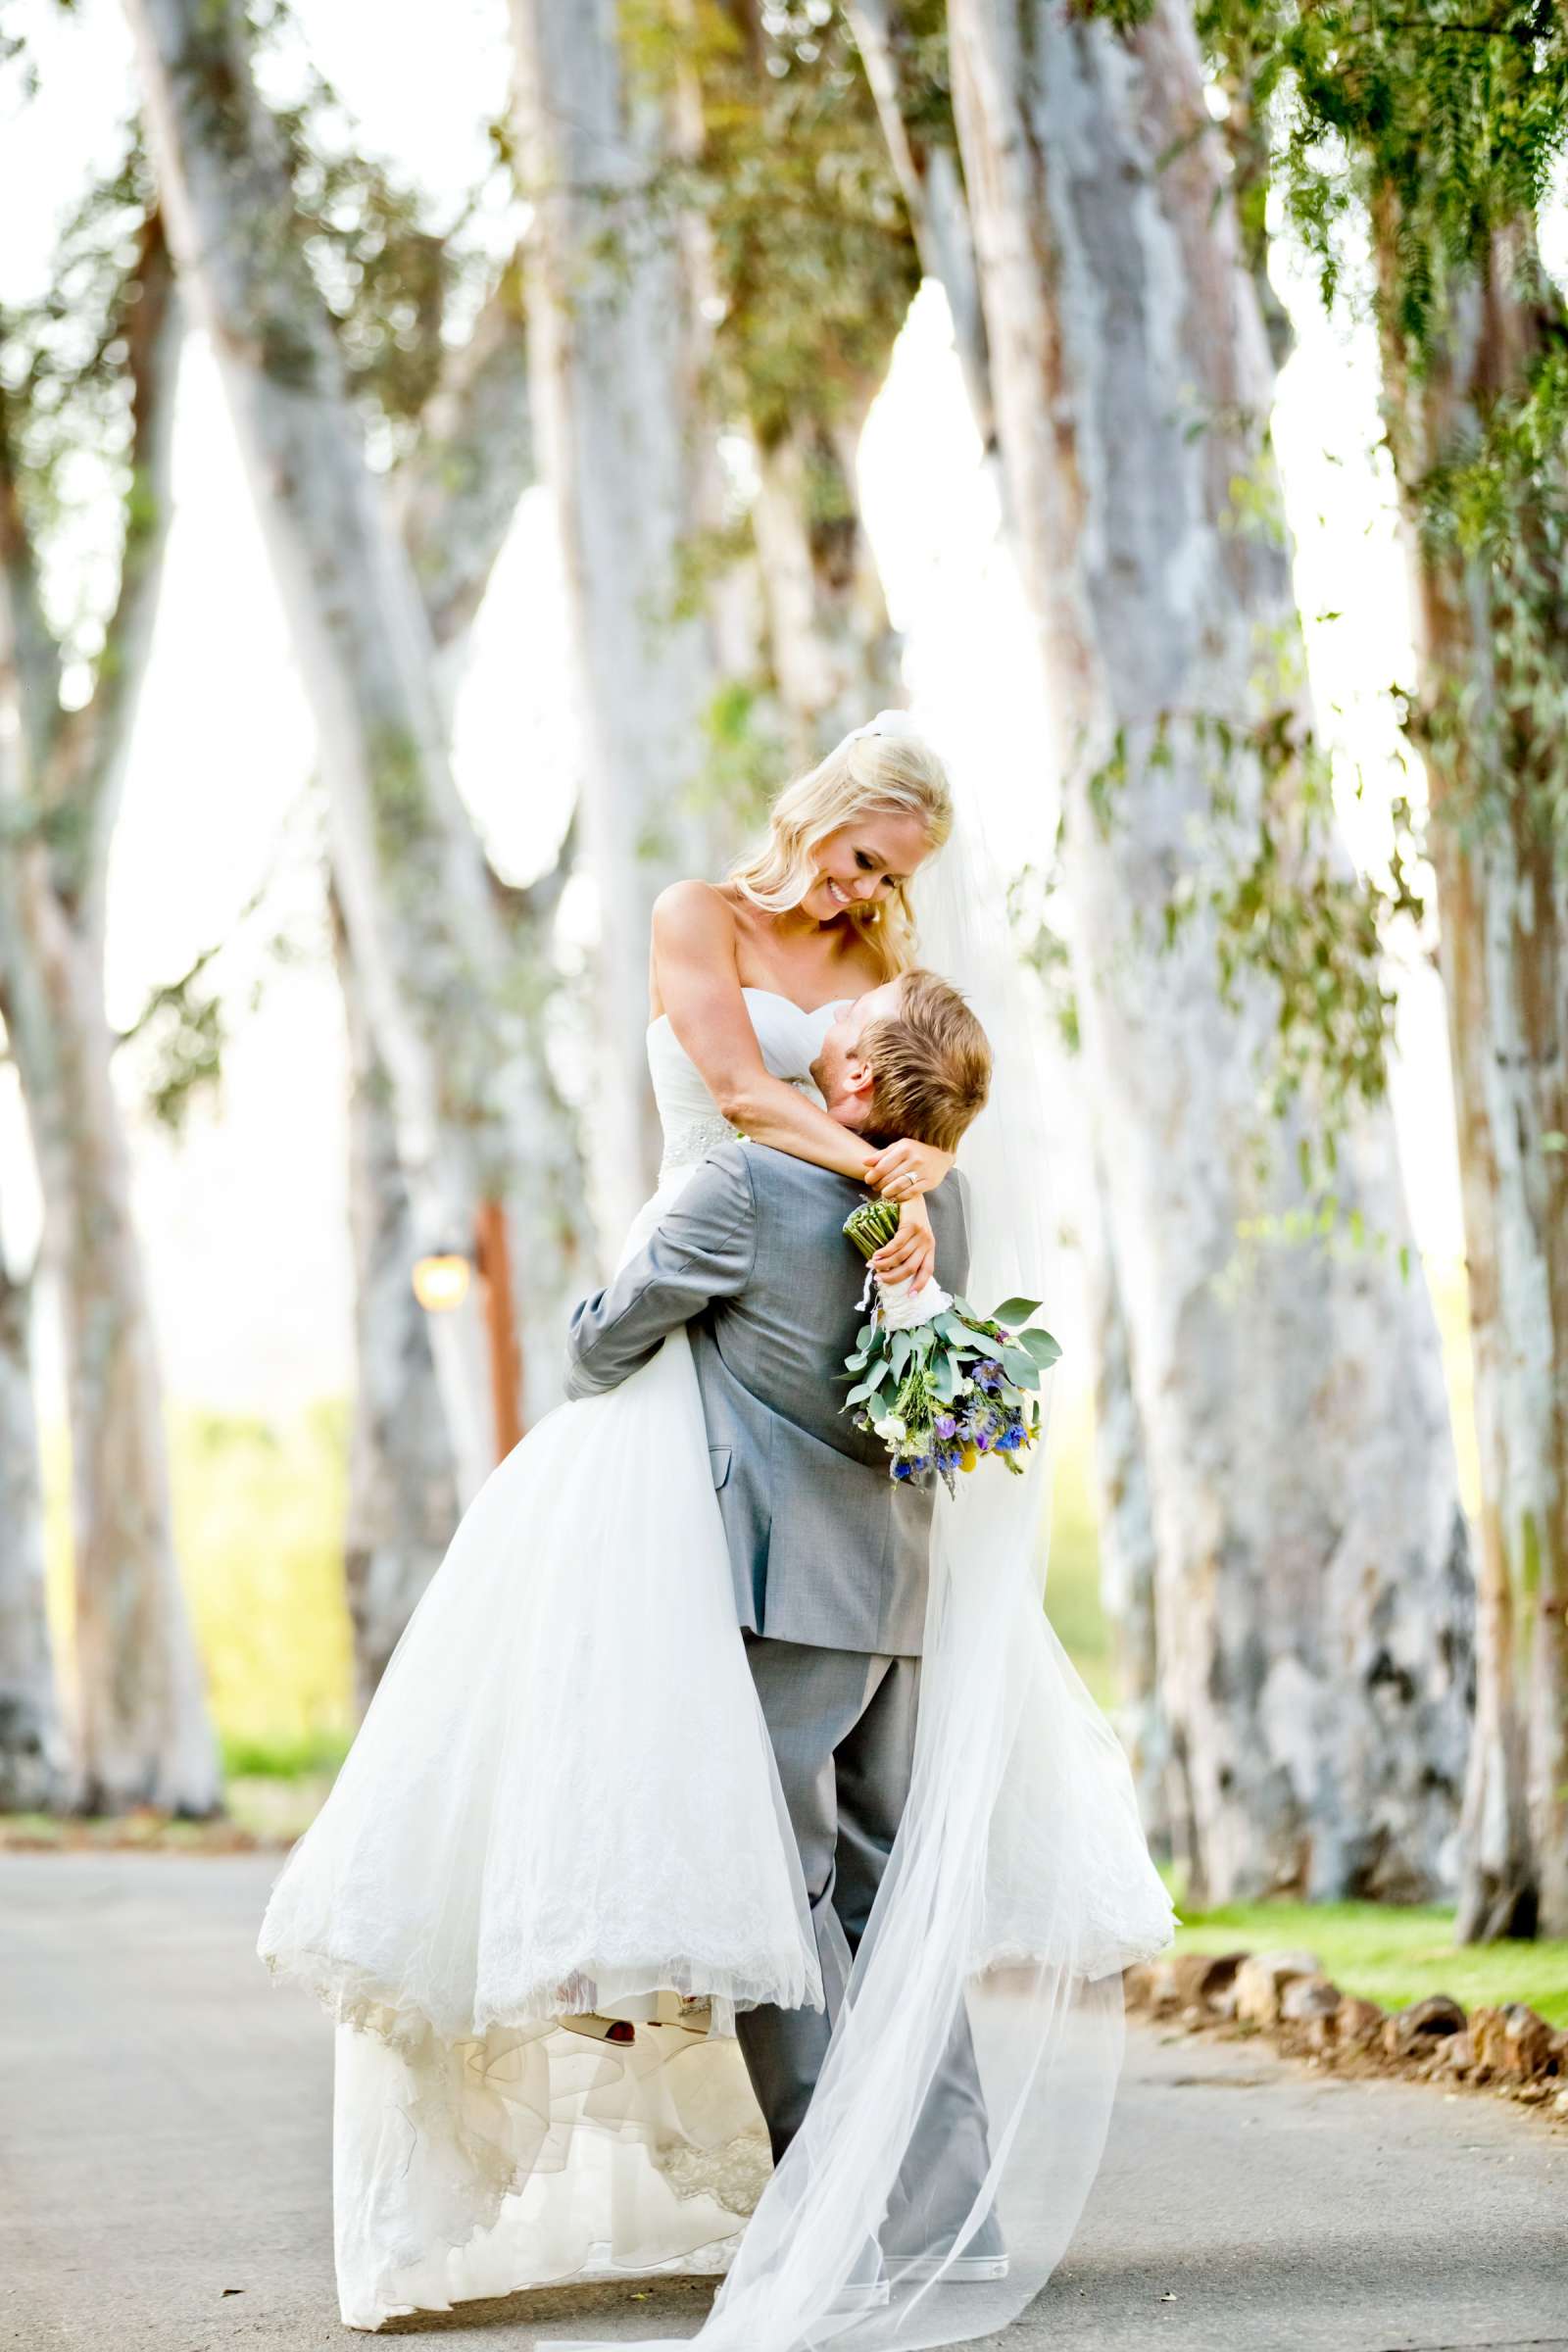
<box><xmin>564</xmin><ymin>967</ymin><xmax>1004</xmax><ymax>2279</ymax></box>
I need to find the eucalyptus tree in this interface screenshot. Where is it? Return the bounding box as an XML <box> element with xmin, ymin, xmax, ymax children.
<box><xmin>676</xmin><ymin>0</ymin><xmax>916</xmax><ymax>765</ymax></box>
<box><xmin>1198</xmin><ymin>0</ymin><xmax>1568</xmax><ymax>1938</ymax></box>
<box><xmin>948</xmin><ymin>0</ymin><xmax>1473</xmax><ymax>1904</ymax></box>
<box><xmin>125</xmin><ymin>0</ymin><xmax>582</xmax><ymax>1498</ymax></box>
<box><xmin>343</xmin><ymin>259</ymin><xmax>585</xmax><ymax>1698</ymax></box>
<box><xmin>0</xmin><ymin>168</ymin><xmax>221</xmax><ymax>1816</ymax></box>
<box><xmin>184</xmin><ymin>37</ymin><xmax>583</xmax><ymax>1681</ymax></box>
<box><xmin>0</xmin><ymin>1102</ymin><xmax>69</xmax><ymax>1812</ymax></box>
<box><xmin>840</xmin><ymin>0</ymin><xmax>1169</xmax><ymax>1819</ymax></box>
<box><xmin>512</xmin><ymin>0</ymin><xmax>919</xmax><ymax>1114</ymax></box>
<box><xmin>509</xmin><ymin>0</ymin><xmax>725</xmax><ymax>1221</ymax></box>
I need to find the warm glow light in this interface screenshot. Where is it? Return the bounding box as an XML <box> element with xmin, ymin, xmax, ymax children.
<box><xmin>412</xmin><ymin>1250</ymin><xmax>471</xmax><ymax>1314</ymax></box>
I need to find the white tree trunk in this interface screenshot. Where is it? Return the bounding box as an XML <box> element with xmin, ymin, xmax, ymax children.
<box><xmin>846</xmin><ymin>0</ymin><xmax>997</xmax><ymax>461</ymax></box>
<box><xmin>1082</xmin><ymin>1172</ymin><xmax>1167</xmax><ymax>1848</ymax></box>
<box><xmin>952</xmin><ymin>0</ymin><xmax>1473</xmax><ymax>1902</ymax></box>
<box><xmin>5</xmin><ymin>865</ymin><xmax>220</xmax><ymax>1812</ymax></box>
<box><xmin>1443</xmin><ymin>787</ymin><xmax>1568</xmax><ymax>1937</ymax></box>
<box><xmin>337</xmin><ymin>272</ymin><xmax>591</xmax><ymax>1697</ymax></box>
<box><xmin>511</xmin><ymin>0</ymin><xmax>719</xmax><ymax>1234</ymax></box>
<box><xmin>750</xmin><ymin>412</ymin><xmax>905</xmax><ymax>761</ymax></box>
<box><xmin>332</xmin><ymin>894</ymin><xmax>459</xmax><ymax>1712</ymax></box>
<box><xmin>126</xmin><ymin>0</ymin><xmax>579</xmax><ymax>1501</ymax></box>
<box><xmin>0</xmin><ymin>1228</ymin><xmax>69</xmax><ymax>1811</ymax></box>
<box><xmin>0</xmin><ymin>220</ymin><xmax>220</xmax><ymax>1816</ymax></box>
<box><xmin>1376</xmin><ymin>231</ymin><xmax>1568</xmax><ymax>1939</ymax></box>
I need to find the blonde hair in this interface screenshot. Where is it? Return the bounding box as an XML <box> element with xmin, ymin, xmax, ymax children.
<box><xmin>730</xmin><ymin>724</ymin><xmax>954</xmax><ymax>980</ymax></box>
<box><xmin>860</xmin><ymin>969</ymin><xmax>992</xmax><ymax>1152</ymax></box>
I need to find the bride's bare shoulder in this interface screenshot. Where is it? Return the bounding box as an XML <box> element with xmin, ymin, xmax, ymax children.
<box><xmin>652</xmin><ymin>877</ymin><xmax>743</xmax><ymax>952</ymax></box>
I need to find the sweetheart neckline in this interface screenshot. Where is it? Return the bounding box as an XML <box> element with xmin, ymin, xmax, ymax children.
<box><xmin>647</xmin><ymin>985</ymin><xmax>851</xmax><ymax>1035</ymax></box>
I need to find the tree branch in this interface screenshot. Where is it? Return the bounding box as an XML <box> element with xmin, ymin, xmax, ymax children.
<box><xmin>0</xmin><ymin>393</ymin><xmax>63</xmax><ymax>780</ymax></box>
<box><xmin>486</xmin><ymin>809</ymin><xmax>578</xmax><ymax>940</ymax></box>
<box><xmin>44</xmin><ymin>212</ymin><xmax>182</xmax><ymax>919</ymax></box>
<box><xmin>395</xmin><ymin>255</ymin><xmax>535</xmax><ymax>656</ymax></box>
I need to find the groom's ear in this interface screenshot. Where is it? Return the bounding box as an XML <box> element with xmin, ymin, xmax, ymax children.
<box><xmin>841</xmin><ymin>1051</ymin><xmax>878</xmax><ymax>1117</ymax></box>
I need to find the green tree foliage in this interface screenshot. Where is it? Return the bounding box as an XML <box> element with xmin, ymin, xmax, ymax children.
<box><xmin>1057</xmin><ymin>2</ymin><xmax>1568</xmax><ymax>1171</ymax></box>
<box><xmin>1192</xmin><ymin>1</ymin><xmax>1568</xmax><ymax>841</ymax></box>
<box><xmin>0</xmin><ymin>4</ymin><xmax>509</xmax><ymax>1132</ymax></box>
<box><xmin>630</xmin><ymin>0</ymin><xmax>919</xmax><ymax>446</ymax></box>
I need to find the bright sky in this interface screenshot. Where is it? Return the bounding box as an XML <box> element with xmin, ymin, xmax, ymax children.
<box><xmin>0</xmin><ymin>0</ymin><xmax>1464</xmax><ymax>1419</ymax></box>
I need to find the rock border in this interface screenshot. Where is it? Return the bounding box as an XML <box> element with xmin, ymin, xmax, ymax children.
<box><xmin>1124</xmin><ymin>1949</ymin><xmax>1568</xmax><ymax>2126</ymax></box>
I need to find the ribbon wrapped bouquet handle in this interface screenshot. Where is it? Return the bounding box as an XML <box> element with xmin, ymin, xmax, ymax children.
<box><xmin>839</xmin><ymin>1199</ymin><xmax>1061</xmax><ymax>1493</ymax></box>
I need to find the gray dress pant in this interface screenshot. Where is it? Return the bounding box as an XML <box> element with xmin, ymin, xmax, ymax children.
<box><xmin>736</xmin><ymin>1634</ymin><xmax>999</xmax><ymax>2262</ymax></box>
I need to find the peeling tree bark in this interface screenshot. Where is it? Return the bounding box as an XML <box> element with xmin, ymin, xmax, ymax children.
<box><xmin>332</xmin><ymin>891</ymin><xmax>459</xmax><ymax>1714</ymax></box>
<box><xmin>127</xmin><ymin>0</ymin><xmax>582</xmax><ymax>1503</ymax></box>
<box><xmin>952</xmin><ymin>0</ymin><xmax>1473</xmax><ymax>1902</ymax></box>
<box><xmin>0</xmin><ymin>219</ymin><xmax>220</xmax><ymax>1817</ymax></box>
<box><xmin>337</xmin><ymin>270</ymin><xmax>590</xmax><ymax>1698</ymax></box>
<box><xmin>0</xmin><ymin>1184</ymin><xmax>69</xmax><ymax>1810</ymax></box>
<box><xmin>511</xmin><ymin>0</ymin><xmax>720</xmax><ymax>1232</ymax></box>
<box><xmin>1374</xmin><ymin>223</ymin><xmax>1568</xmax><ymax>1940</ymax></box>
<box><xmin>1082</xmin><ymin>1162</ymin><xmax>1167</xmax><ymax>1850</ymax></box>
<box><xmin>846</xmin><ymin>0</ymin><xmax>1166</xmax><ymax>1778</ymax></box>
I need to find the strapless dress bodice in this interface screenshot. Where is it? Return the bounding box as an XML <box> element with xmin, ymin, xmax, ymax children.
<box><xmin>648</xmin><ymin>987</ymin><xmax>848</xmax><ymax>1179</ymax></box>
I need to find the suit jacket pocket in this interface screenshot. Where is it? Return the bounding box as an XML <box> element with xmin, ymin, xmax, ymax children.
<box><xmin>708</xmin><ymin>1444</ymin><xmax>732</xmax><ymax>1491</ymax></box>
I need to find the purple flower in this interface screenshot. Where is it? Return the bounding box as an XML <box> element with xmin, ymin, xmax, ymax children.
<box><xmin>935</xmin><ymin>1414</ymin><xmax>957</xmax><ymax>1440</ymax></box>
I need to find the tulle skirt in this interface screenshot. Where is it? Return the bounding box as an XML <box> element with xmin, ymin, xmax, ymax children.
<box><xmin>259</xmin><ymin>1178</ymin><xmax>821</xmax><ymax>2325</ymax></box>
<box><xmin>259</xmin><ymin>1318</ymin><xmax>816</xmax><ymax>2047</ymax></box>
<box><xmin>257</xmin><ymin>1171</ymin><xmax>1175</xmax><ymax>2331</ymax></box>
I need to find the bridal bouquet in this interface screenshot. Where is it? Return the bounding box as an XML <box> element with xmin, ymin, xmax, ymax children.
<box><xmin>840</xmin><ymin>1200</ymin><xmax>1061</xmax><ymax>1494</ymax></box>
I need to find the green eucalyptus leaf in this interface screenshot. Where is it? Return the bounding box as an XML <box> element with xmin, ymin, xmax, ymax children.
<box><xmin>991</xmin><ymin>1296</ymin><xmax>1043</xmax><ymax>1329</ymax></box>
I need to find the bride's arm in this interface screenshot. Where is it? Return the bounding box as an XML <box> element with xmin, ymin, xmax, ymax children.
<box><xmin>652</xmin><ymin>882</ymin><xmax>943</xmax><ymax>1284</ymax></box>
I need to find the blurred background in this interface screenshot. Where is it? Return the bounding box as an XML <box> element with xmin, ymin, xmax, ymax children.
<box><xmin>1</xmin><ymin>0</ymin><xmax>1564</xmax><ymax>2022</ymax></box>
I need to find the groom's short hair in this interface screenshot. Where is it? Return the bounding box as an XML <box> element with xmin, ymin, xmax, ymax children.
<box><xmin>860</xmin><ymin>970</ymin><xmax>992</xmax><ymax>1152</ymax></box>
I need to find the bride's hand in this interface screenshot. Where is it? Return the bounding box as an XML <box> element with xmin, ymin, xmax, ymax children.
<box><xmin>870</xmin><ymin>1193</ymin><xmax>936</xmax><ymax>1290</ymax></box>
<box><xmin>864</xmin><ymin>1137</ymin><xmax>955</xmax><ymax>1202</ymax></box>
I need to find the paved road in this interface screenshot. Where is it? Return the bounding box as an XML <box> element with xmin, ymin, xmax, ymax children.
<box><xmin>2</xmin><ymin>1854</ymin><xmax>1563</xmax><ymax>2352</ymax></box>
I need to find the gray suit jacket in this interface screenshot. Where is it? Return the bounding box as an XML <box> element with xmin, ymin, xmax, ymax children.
<box><xmin>564</xmin><ymin>1144</ymin><xmax>971</xmax><ymax>1657</ymax></box>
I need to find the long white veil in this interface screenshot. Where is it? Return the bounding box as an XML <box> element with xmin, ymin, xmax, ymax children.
<box><xmin>564</xmin><ymin>718</ymin><xmax>1175</xmax><ymax>2352</ymax></box>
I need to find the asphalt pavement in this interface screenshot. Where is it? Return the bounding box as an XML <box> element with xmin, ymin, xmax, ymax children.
<box><xmin>2</xmin><ymin>1853</ymin><xmax>1563</xmax><ymax>2352</ymax></box>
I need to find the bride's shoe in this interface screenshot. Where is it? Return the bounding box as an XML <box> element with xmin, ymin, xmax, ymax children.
<box><xmin>558</xmin><ymin>2012</ymin><xmax>637</xmax><ymax>2044</ymax></box>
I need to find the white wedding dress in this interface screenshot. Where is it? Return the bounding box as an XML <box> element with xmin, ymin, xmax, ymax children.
<box><xmin>260</xmin><ymin>965</ymin><xmax>1177</xmax><ymax>2345</ymax></box>
<box><xmin>261</xmin><ymin>990</ymin><xmax>849</xmax><ymax>2327</ymax></box>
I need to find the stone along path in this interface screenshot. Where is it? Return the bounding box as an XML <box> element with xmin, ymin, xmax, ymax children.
<box><xmin>2</xmin><ymin>1854</ymin><xmax>1563</xmax><ymax>2352</ymax></box>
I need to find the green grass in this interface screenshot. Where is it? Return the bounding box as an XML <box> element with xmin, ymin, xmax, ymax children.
<box><xmin>1044</xmin><ymin>1382</ymin><xmax>1112</xmax><ymax>1707</ymax></box>
<box><xmin>1169</xmin><ymin>1894</ymin><xmax>1568</xmax><ymax>2029</ymax></box>
<box><xmin>45</xmin><ymin>1400</ymin><xmax>358</xmax><ymax>1770</ymax></box>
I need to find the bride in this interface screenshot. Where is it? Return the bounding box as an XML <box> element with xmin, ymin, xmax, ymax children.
<box><xmin>259</xmin><ymin>712</ymin><xmax>1174</xmax><ymax>2350</ymax></box>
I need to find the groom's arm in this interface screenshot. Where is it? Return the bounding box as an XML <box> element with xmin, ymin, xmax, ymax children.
<box><xmin>564</xmin><ymin>1145</ymin><xmax>758</xmax><ymax>1400</ymax></box>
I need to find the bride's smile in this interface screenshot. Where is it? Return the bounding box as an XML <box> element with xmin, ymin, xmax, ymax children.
<box><xmin>798</xmin><ymin>810</ymin><xmax>933</xmax><ymax>925</ymax></box>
